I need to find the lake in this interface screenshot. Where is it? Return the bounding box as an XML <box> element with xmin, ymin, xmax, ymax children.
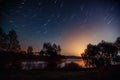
<box><xmin>21</xmin><ymin>59</ymin><xmax>85</xmax><ymax>70</ymax></box>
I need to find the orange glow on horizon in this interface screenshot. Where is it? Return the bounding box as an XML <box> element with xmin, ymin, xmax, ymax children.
<box><xmin>20</xmin><ymin>24</ymin><xmax>119</xmax><ymax>56</ymax></box>
<box><xmin>75</xmin><ymin>60</ymin><xmax>86</xmax><ymax>68</ymax></box>
<box><xmin>60</xmin><ymin>24</ymin><xmax>118</xmax><ymax>56</ymax></box>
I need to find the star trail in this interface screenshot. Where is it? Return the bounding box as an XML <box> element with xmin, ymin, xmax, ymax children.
<box><xmin>0</xmin><ymin>0</ymin><xmax>120</xmax><ymax>56</ymax></box>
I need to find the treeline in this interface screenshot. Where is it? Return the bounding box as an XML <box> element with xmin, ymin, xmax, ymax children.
<box><xmin>81</xmin><ymin>38</ymin><xmax>120</xmax><ymax>68</ymax></box>
<box><xmin>0</xmin><ymin>27</ymin><xmax>64</xmax><ymax>70</ymax></box>
<box><xmin>0</xmin><ymin>27</ymin><xmax>24</xmax><ymax>70</ymax></box>
<box><xmin>0</xmin><ymin>27</ymin><xmax>120</xmax><ymax>70</ymax></box>
<box><xmin>0</xmin><ymin>27</ymin><xmax>20</xmax><ymax>52</ymax></box>
<box><xmin>0</xmin><ymin>27</ymin><xmax>63</xmax><ymax>56</ymax></box>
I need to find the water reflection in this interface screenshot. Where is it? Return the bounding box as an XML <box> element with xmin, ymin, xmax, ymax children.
<box><xmin>62</xmin><ymin>59</ymin><xmax>86</xmax><ymax>68</ymax></box>
<box><xmin>21</xmin><ymin>59</ymin><xmax>85</xmax><ymax>70</ymax></box>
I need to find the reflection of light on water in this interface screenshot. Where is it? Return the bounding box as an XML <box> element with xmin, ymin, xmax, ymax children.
<box><xmin>74</xmin><ymin>60</ymin><xmax>86</xmax><ymax>68</ymax></box>
<box><xmin>118</xmin><ymin>52</ymin><xmax>120</xmax><ymax>56</ymax></box>
<box><xmin>21</xmin><ymin>61</ymin><xmax>47</xmax><ymax>70</ymax></box>
<box><xmin>63</xmin><ymin>59</ymin><xmax>86</xmax><ymax>68</ymax></box>
<box><xmin>21</xmin><ymin>59</ymin><xmax>86</xmax><ymax>70</ymax></box>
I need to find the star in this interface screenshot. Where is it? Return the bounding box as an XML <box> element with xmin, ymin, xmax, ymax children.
<box><xmin>9</xmin><ymin>20</ymin><xmax>14</xmax><ymax>23</ymax></box>
<box><xmin>80</xmin><ymin>5</ymin><xmax>85</xmax><ymax>11</ymax></box>
<box><xmin>47</xmin><ymin>19</ymin><xmax>51</xmax><ymax>22</ymax></box>
<box><xmin>22</xmin><ymin>14</ymin><xmax>28</xmax><ymax>17</ymax></box>
<box><xmin>104</xmin><ymin>15</ymin><xmax>109</xmax><ymax>21</ymax></box>
<box><xmin>110</xmin><ymin>6</ymin><xmax>115</xmax><ymax>11</ymax></box>
<box><xmin>36</xmin><ymin>30</ymin><xmax>41</xmax><ymax>34</ymax></box>
<box><xmin>43</xmin><ymin>23</ymin><xmax>48</xmax><ymax>26</ymax></box>
<box><xmin>43</xmin><ymin>30</ymin><xmax>48</xmax><ymax>34</ymax></box>
<box><xmin>107</xmin><ymin>17</ymin><xmax>114</xmax><ymax>25</ymax></box>
<box><xmin>32</xmin><ymin>14</ymin><xmax>37</xmax><ymax>18</ymax></box>
<box><xmin>38</xmin><ymin>2</ymin><xmax>42</xmax><ymax>6</ymax></box>
<box><xmin>54</xmin><ymin>0</ymin><xmax>58</xmax><ymax>4</ymax></box>
<box><xmin>63</xmin><ymin>18</ymin><xmax>67</xmax><ymax>22</ymax></box>
<box><xmin>70</xmin><ymin>14</ymin><xmax>76</xmax><ymax>20</ymax></box>
<box><xmin>19</xmin><ymin>6</ymin><xmax>23</xmax><ymax>9</ymax></box>
<box><xmin>56</xmin><ymin>13</ymin><xmax>61</xmax><ymax>18</ymax></box>
<box><xmin>60</xmin><ymin>1</ymin><xmax>64</xmax><ymax>8</ymax></box>
<box><xmin>21</xmin><ymin>25</ymin><xmax>25</xmax><ymax>28</ymax></box>
<box><xmin>21</xmin><ymin>2</ymin><xmax>25</xmax><ymax>5</ymax></box>
<box><xmin>0</xmin><ymin>0</ymin><xmax>119</xmax><ymax>56</ymax></box>
<box><xmin>84</xmin><ymin>17</ymin><xmax>88</xmax><ymax>23</ymax></box>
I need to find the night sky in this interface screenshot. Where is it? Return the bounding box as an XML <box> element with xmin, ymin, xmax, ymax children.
<box><xmin>0</xmin><ymin>0</ymin><xmax>120</xmax><ymax>56</ymax></box>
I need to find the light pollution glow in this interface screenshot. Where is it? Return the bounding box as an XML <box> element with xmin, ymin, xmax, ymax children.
<box><xmin>59</xmin><ymin>24</ymin><xmax>119</xmax><ymax>56</ymax></box>
<box><xmin>20</xmin><ymin>23</ymin><xmax>119</xmax><ymax>56</ymax></box>
<box><xmin>1</xmin><ymin>0</ymin><xmax>120</xmax><ymax>57</ymax></box>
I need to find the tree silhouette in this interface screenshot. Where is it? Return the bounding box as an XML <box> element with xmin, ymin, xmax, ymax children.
<box><xmin>63</xmin><ymin>62</ymin><xmax>81</xmax><ymax>70</ymax></box>
<box><xmin>39</xmin><ymin>42</ymin><xmax>62</xmax><ymax>69</ymax></box>
<box><xmin>98</xmin><ymin>41</ymin><xmax>118</xmax><ymax>66</ymax></box>
<box><xmin>8</xmin><ymin>30</ymin><xmax>21</xmax><ymax>52</ymax></box>
<box><xmin>115</xmin><ymin>37</ymin><xmax>120</xmax><ymax>51</ymax></box>
<box><xmin>0</xmin><ymin>27</ymin><xmax>8</xmax><ymax>51</ymax></box>
<box><xmin>83</xmin><ymin>44</ymin><xmax>99</xmax><ymax>67</ymax></box>
<box><xmin>40</xmin><ymin>42</ymin><xmax>61</xmax><ymax>56</ymax></box>
<box><xmin>82</xmin><ymin>40</ymin><xmax>118</xmax><ymax>68</ymax></box>
<box><xmin>27</xmin><ymin>46</ymin><xmax>33</xmax><ymax>55</ymax></box>
<box><xmin>114</xmin><ymin>37</ymin><xmax>120</xmax><ymax>62</ymax></box>
<box><xmin>84</xmin><ymin>44</ymin><xmax>99</xmax><ymax>57</ymax></box>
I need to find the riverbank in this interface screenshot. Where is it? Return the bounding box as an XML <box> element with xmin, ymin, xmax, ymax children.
<box><xmin>1</xmin><ymin>65</ymin><xmax>120</xmax><ymax>80</ymax></box>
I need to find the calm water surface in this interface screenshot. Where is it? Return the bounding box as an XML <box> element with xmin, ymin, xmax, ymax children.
<box><xmin>21</xmin><ymin>59</ymin><xmax>85</xmax><ymax>70</ymax></box>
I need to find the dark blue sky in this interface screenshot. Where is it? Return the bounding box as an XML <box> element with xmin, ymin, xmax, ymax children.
<box><xmin>0</xmin><ymin>0</ymin><xmax>120</xmax><ymax>56</ymax></box>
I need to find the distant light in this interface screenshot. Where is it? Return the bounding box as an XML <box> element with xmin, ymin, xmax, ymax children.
<box><xmin>118</xmin><ymin>53</ymin><xmax>120</xmax><ymax>56</ymax></box>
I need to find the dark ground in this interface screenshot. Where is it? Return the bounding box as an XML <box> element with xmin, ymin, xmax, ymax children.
<box><xmin>0</xmin><ymin>65</ymin><xmax>120</xmax><ymax>80</ymax></box>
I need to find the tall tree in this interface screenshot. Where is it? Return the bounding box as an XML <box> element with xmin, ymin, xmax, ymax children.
<box><xmin>84</xmin><ymin>44</ymin><xmax>99</xmax><ymax>57</ymax></box>
<box><xmin>82</xmin><ymin>40</ymin><xmax>118</xmax><ymax>68</ymax></box>
<box><xmin>0</xmin><ymin>27</ymin><xmax>8</xmax><ymax>51</ymax></box>
<box><xmin>39</xmin><ymin>42</ymin><xmax>62</xmax><ymax>68</ymax></box>
<box><xmin>114</xmin><ymin>37</ymin><xmax>120</xmax><ymax>62</ymax></box>
<box><xmin>97</xmin><ymin>40</ymin><xmax>118</xmax><ymax>66</ymax></box>
<box><xmin>82</xmin><ymin>44</ymin><xmax>99</xmax><ymax>67</ymax></box>
<box><xmin>27</xmin><ymin>46</ymin><xmax>33</xmax><ymax>55</ymax></box>
<box><xmin>98</xmin><ymin>40</ymin><xmax>118</xmax><ymax>58</ymax></box>
<box><xmin>115</xmin><ymin>37</ymin><xmax>120</xmax><ymax>51</ymax></box>
<box><xmin>8</xmin><ymin>30</ymin><xmax>21</xmax><ymax>52</ymax></box>
<box><xmin>40</xmin><ymin>42</ymin><xmax>61</xmax><ymax>56</ymax></box>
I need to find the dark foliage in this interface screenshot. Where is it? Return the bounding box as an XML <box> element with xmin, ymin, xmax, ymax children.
<box><xmin>8</xmin><ymin>30</ymin><xmax>21</xmax><ymax>52</ymax></box>
<box><xmin>63</xmin><ymin>62</ymin><xmax>81</xmax><ymax>70</ymax></box>
<box><xmin>115</xmin><ymin>37</ymin><xmax>120</xmax><ymax>51</ymax></box>
<box><xmin>0</xmin><ymin>27</ymin><xmax>21</xmax><ymax>52</ymax></box>
<box><xmin>39</xmin><ymin>42</ymin><xmax>62</xmax><ymax>69</ymax></box>
<box><xmin>27</xmin><ymin>46</ymin><xmax>33</xmax><ymax>55</ymax></box>
<box><xmin>0</xmin><ymin>27</ymin><xmax>8</xmax><ymax>51</ymax></box>
<box><xmin>82</xmin><ymin>40</ymin><xmax>119</xmax><ymax>68</ymax></box>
